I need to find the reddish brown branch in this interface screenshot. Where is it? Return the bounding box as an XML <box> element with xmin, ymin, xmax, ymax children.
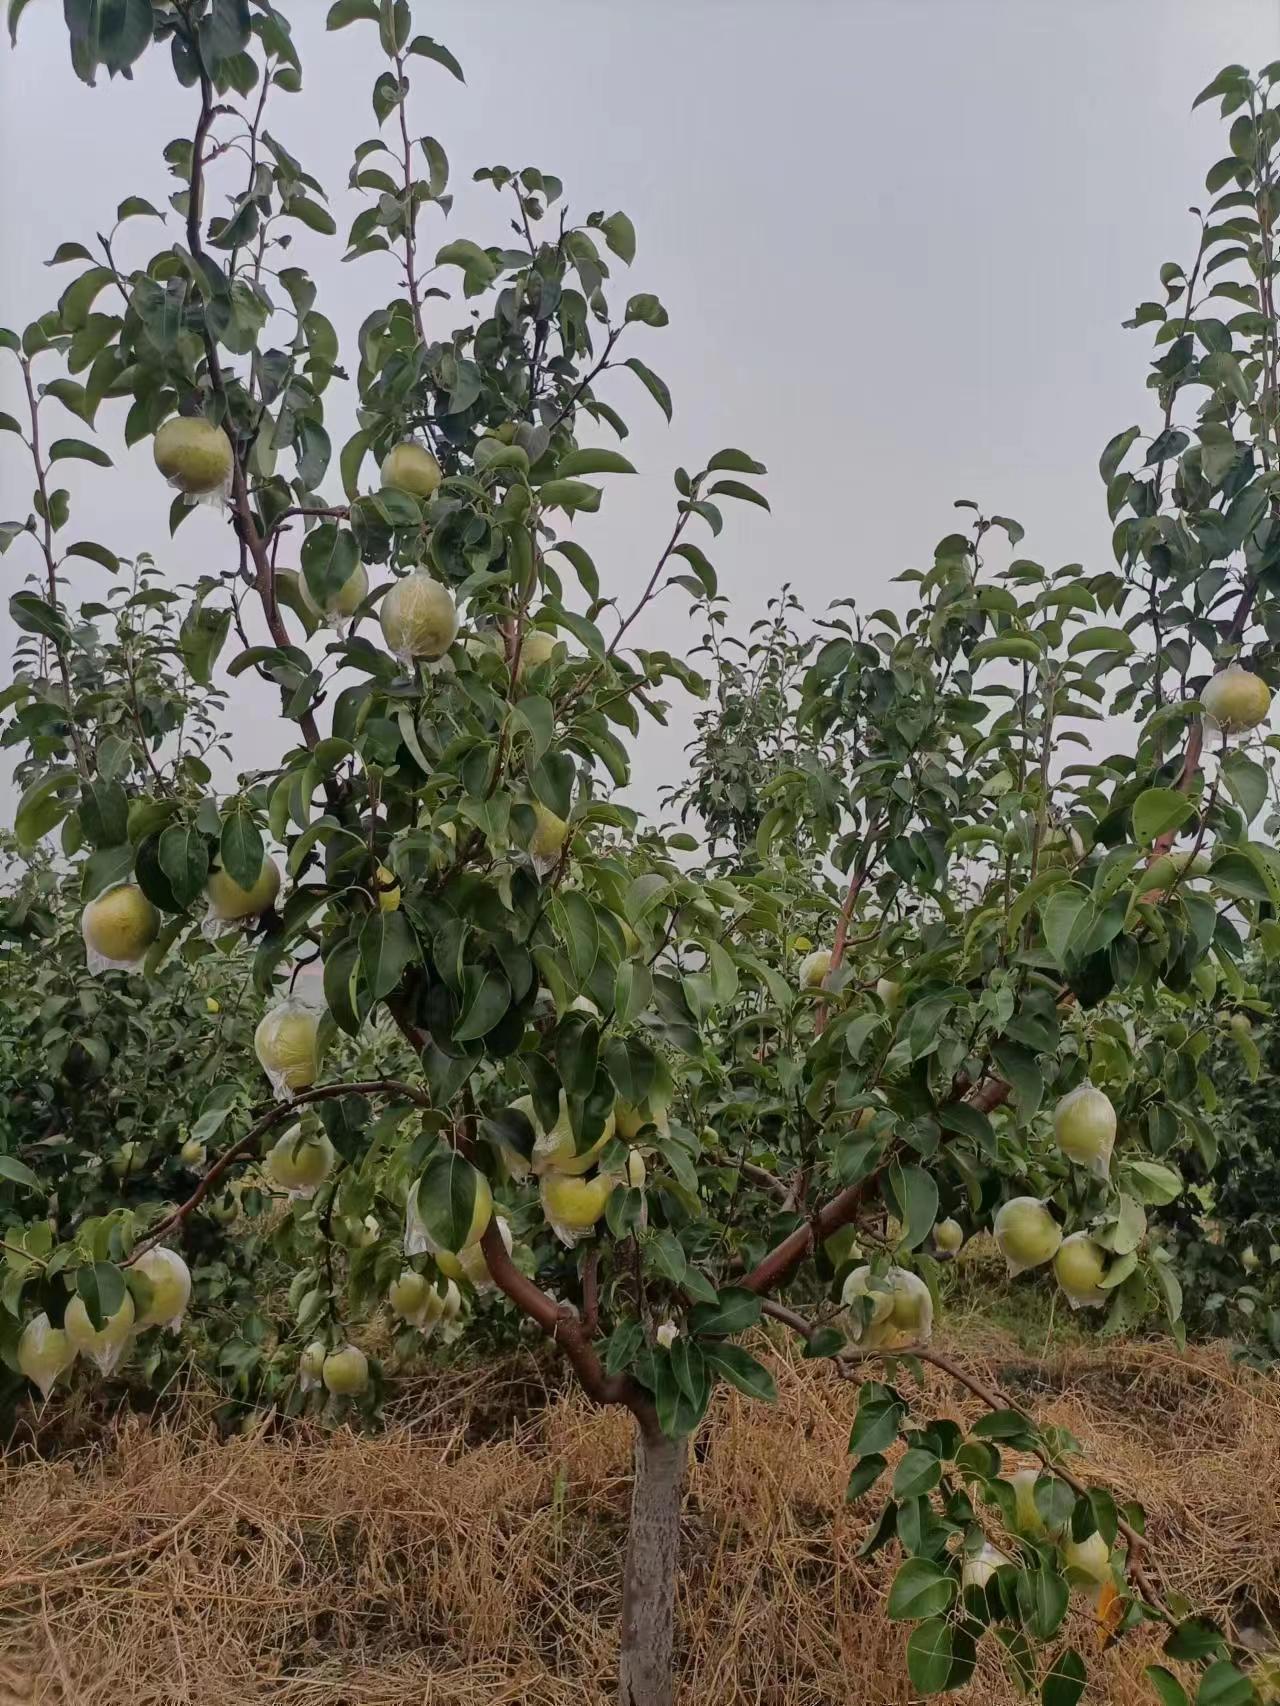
<box><xmin>738</xmin><ymin>1171</ymin><xmax>884</xmax><ymax>1296</ymax></box>
<box><xmin>478</xmin><ymin>1220</ymin><xmax>655</xmax><ymax>1427</ymax></box>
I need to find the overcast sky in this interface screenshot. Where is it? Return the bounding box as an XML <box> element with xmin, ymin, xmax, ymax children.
<box><xmin>3</xmin><ymin>0</ymin><xmax>1279</xmax><ymax>826</ymax></box>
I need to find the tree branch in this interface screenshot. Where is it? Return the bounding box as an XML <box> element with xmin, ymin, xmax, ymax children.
<box><xmin>181</xmin><ymin>22</ymin><xmax>323</xmax><ymax>752</ymax></box>
<box><xmin>738</xmin><ymin>1171</ymin><xmax>884</xmax><ymax>1296</ymax></box>
<box><xmin>126</xmin><ymin>1077</ymin><xmax>432</xmax><ymax>1260</ymax></box>
<box><xmin>763</xmin><ymin>1305</ymin><xmax>1168</xmax><ymax>1613</ymax></box>
<box><xmin>19</xmin><ymin>356</ymin><xmax>90</xmax><ymax>777</ymax></box>
<box><xmin>478</xmin><ymin>1219</ymin><xmax>656</xmax><ymax>1428</ymax></box>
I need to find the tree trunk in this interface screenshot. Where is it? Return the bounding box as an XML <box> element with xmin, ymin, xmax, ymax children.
<box><xmin>618</xmin><ymin>1425</ymin><xmax>688</xmax><ymax>1706</ymax></box>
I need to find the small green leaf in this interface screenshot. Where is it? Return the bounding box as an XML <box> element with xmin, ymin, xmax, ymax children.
<box><xmin>359</xmin><ymin>910</ymin><xmax>418</xmax><ymax>1002</ymax></box>
<box><xmin>0</xmin><ymin>1156</ymin><xmax>41</xmax><ymax>1193</ymax></box>
<box><xmin>48</xmin><ymin>436</ymin><xmax>111</xmax><ymax>467</ymax></box>
<box><xmin>624</xmin><ymin>356</ymin><xmax>672</xmax><ymax>421</ymax></box>
<box><xmin>688</xmin><ymin>1288</ymin><xmax>761</xmax><ymax>1338</ymax></box>
<box><xmin>407</xmin><ymin>33</ymin><xmax>464</xmax><ymax>80</ymax></box>
<box><xmin>907</xmin><ymin>1619</ymin><xmax>954</xmax><ymax>1696</ymax></box>
<box><xmin>707</xmin><ymin>478</ymin><xmax>769</xmax><ymax>511</ymax></box>
<box><xmin>552</xmin><ymin>448</ymin><xmax>636</xmax><ymax>478</ymax></box>
<box><xmin>1145</xmin><ymin>1669</ymin><xmax>1189</xmax><ymax>1706</ymax></box>
<box><xmin>219</xmin><ymin>809</ymin><xmax>263</xmax><ymax>891</ymax></box>
<box><xmin>887</xmin><ymin>1558</ymin><xmax>955</xmax><ymax>1621</ymax></box>
<box><xmin>413</xmin><ymin>1151</ymin><xmax>487</xmax><ymax>1254</ymax></box>
<box><xmin>77</xmin><ymin>1261</ymin><xmax>126</xmax><ymax>1332</ymax></box>
<box><xmin>701</xmin><ymin>1340</ymin><xmax>777</xmax><ymax>1402</ymax></box>
<box><xmin>1041</xmin><ymin>1648</ymin><xmax>1087</xmax><ymax>1706</ymax></box>
<box><xmin>845</xmin><ymin>1453</ymin><xmax>887</xmax><ymax>1500</ymax></box>
<box><xmin>1194</xmin><ymin>1662</ymin><xmax>1254</xmax><ymax>1706</ymax></box>
<box><xmin>1132</xmin><ymin>788</ymin><xmax>1194</xmax><ymax>845</ymax></box>
<box><xmin>893</xmin><ymin>1447</ymin><xmax>942</xmax><ymax>1499</ymax></box>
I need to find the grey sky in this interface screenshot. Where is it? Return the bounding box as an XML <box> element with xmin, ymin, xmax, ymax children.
<box><xmin>3</xmin><ymin>0</ymin><xmax>1279</xmax><ymax>826</ymax></box>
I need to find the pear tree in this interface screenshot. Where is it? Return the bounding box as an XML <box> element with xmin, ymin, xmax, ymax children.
<box><xmin>3</xmin><ymin>7</ymin><xmax>1280</xmax><ymax>1704</ymax></box>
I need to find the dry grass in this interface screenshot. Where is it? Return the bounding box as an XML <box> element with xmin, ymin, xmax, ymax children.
<box><xmin>0</xmin><ymin>1326</ymin><xmax>1277</xmax><ymax>1704</ymax></box>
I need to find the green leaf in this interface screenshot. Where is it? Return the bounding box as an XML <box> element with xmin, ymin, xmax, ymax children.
<box><xmin>326</xmin><ymin>0</ymin><xmax>379</xmax><ymax>27</ymax></box>
<box><xmin>598</xmin><ymin>210</ymin><xmax>636</xmax><ymax>263</ymax></box>
<box><xmin>537</xmin><ymin>478</ymin><xmax>601</xmax><ymax>514</ymax></box>
<box><xmin>971</xmin><ymin>1407</ymin><xmax>1034</xmax><ymax>1442</ymax></box>
<box><xmin>906</xmin><ymin>1619</ymin><xmax>954</xmax><ymax>1696</ymax></box>
<box><xmin>288</xmin><ymin>196</ymin><xmax>337</xmax><ymax>236</ymax></box>
<box><xmin>14</xmin><ymin>767</ymin><xmax>78</xmax><ymax>850</ymax></box>
<box><xmin>886</xmin><ymin>1558</ymin><xmax>955</xmax><ymax>1621</ymax></box>
<box><xmin>892</xmin><ymin>1446</ymin><xmax>942</xmax><ymax>1499</ymax></box>
<box><xmin>48</xmin><ymin>437</ymin><xmax>111</xmax><ymax>467</ymax></box>
<box><xmin>413</xmin><ymin>1151</ymin><xmax>486</xmax><ymax>1254</ymax></box>
<box><xmin>1194</xmin><ymin>1662</ymin><xmax>1253</xmax><ymax>1706</ymax></box>
<box><xmin>707</xmin><ymin>447</ymin><xmax>766</xmax><ymax>475</ymax></box>
<box><xmin>454</xmin><ymin>966</ymin><xmax>511</xmax><ymax>1042</ymax></box>
<box><xmin>179</xmin><ymin>603</ymin><xmax>231</xmax><ymax>687</ymax></box>
<box><xmin>884</xmin><ymin>1163</ymin><xmax>938</xmax><ymax>1251</ymax></box>
<box><xmin>79</xmin><ymin>777</ymin><xmax>128</xmax><ymax>850</ymax></box>
<box><xmin>77</xmin><ymin>1261</ymin><xmax>126</xmax><ymax>1332</ymax></box>
<box><xmin>1132</xmin><ymin>788</ymin><xmax>1194</xmax><ymax>845</ymax></box>
<box><xmin>8</xmin><ymin>0</ymin><xmax>37</xmax><ymax>46</ymax></box>
<box><xmin>1041</xmin><ymin>884</ymin><xmax>1091</xmax><ymax>966</ymax></box>
<box><xmin>1099</xmin><ymin>424</ymin><xmax>1140</xmax><ymax>481</ymax></box>
<box><xmin>707</xmin><ymin>478</ymin><xmax>769</xmax><ymax>511</ymax></box>
<box><xmin>849</xmin><ymin>1384</ymin><xmax>906</xmax><ymax>1455</ymax></box>
<box><xmin>407</xmin><ymin>33</ymin><xmax>464</xmax><ymax>80</ymax></box>
<box><xmin>66</xmin><ymin>540</ymin><xmax>120</xmax><ymax>573</ymax></box>
<box><xmin>1164</xmin><ymin>1621</ymin><xmax>1226</xmax><ymax>1664</ymax></box>
<box><xmin>624</xmin><ymin>292</ymin><xmax>669</xmax><ymax>327</ymax></box>
<box><xmin>624</xmin><ymin>356</ymin><xmax>672</xmax><ymax>420</ymax></box>
<box><xmin>219</xmin><ymin>809</ymin><xmax>263</xmax><ymax>891</ymax></box>
<box><xmin>688</xmin><ymin>1288</ymin><xmax>761</xmax><ymax>1338</ymax></box>
<box><xmin>1017</xmin><ymin>1567</ymin><xmax>1069</xmax><ymax>1641</ymax></box>
<box><xmin>359</xmin><ymin>910</ymin><xmax>418</xmax><ymax>1002</ymax></box>
<box><xmin>323</xmin><ymin>938</ymin><xmax>364</xmax><ymax>1037</ymax></box>
<box><xmin>845</xmin><ymin>1453</ymin><xmax>887</xmax><ymax>1500</ymax></box>
<box><xmin>300</xmin><ymin>523</ymin><xmax>359</xmax><ymax>609</ymax></box>
<box><xmin>116</xmin><ymin>195</ymin><xmax>163</xmax><ymax>222</ymax></box>
<box><xmin>701</xmin><ymin>1340</ymin><xmax>777</xmax><ymax>1402</ymax></box>
<box><xmin>970</xmin><ymin>635</ymin><xmax>1044</xmax><ymax>664</ymax></box>
<box><xmin>1145</xmin><ymin>1670</ymin><xmax>1189</xmax><ymax>1706</ymax></box>
<box><xmin>1041</xmin><ymin>1648</ymin><xmax>1087</xmax><ymax>1706</ymax></box>
<box><xmin>1067</xmin><ymin>624</ymin><xmax>1135</xmax><ymax>657</ymax></box>
<box><xmin>648</xmin><ymin>1229</ymin><xmax>687</xmax><ymax>1284</ymax></box>
<box><xmin>1220</xmin><ymin>750</ymin><xmax>1267</xmax><ymax>823</ymax></box>
<box><xmin>1123</xmin><ymin>1160</ymin><xmax>1183</xmax><ymax>1206</ymax></box>
<box><xmin>0</xmin><ymin>1156</ymin><xmax>41</xmax><ymax>1194</ymax></box>
<box><xmin>158</xmin><ymin>824</ymin><xmax>209</xmax><ymax>910</ymax></box>
<box><xmin>552</xmin><ymin>448</ymin><xmax>636</xmax><ymax>478</ymax></box>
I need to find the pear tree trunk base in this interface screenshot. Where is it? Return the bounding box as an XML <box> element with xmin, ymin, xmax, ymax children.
<box><xmin>618</xmin><ymin>1426</ymin><xmax>688</xmax><ymax>1706</ymax></box>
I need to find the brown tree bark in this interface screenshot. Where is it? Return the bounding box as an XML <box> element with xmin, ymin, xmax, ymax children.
<box><xmin>618</xmin><ymin>1425</ymin><xmax>688</xmax><ymax>1706</ymax></box>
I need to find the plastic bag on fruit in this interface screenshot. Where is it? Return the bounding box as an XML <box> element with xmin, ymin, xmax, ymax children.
<box><xmin>80</xmin><ymin>882</ymin><xmax>160</xmax><ymax>975</ymax></box>
<box><xmin>253</xmin><ymin>995</ymin><xmax>320</xmax><ymax>1100</ymax></box>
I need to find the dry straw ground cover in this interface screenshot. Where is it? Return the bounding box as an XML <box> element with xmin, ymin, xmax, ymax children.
<box><xmin>0</xmin><ymin>1324</ymin><xmax>1276</xmax><ymax>1705</ymax></box>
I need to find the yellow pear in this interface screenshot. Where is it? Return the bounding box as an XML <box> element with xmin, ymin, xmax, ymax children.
<box><xmin>381</xmin><ymin>441</ymin><xmax>441</xmax><ymax>498</ymax></box>
<box><xmin>206</xmin><ymin>856</ymin><xmax>281</xmax><ymax>922</ymax></box>
<box><xmin>81</xmin><ymin>885</ymin><xmax>160</xmax><ymax>965</ymax></box>
<box><xmin>153</xmin><ymin>416</ymin><xmax>233</xmax><ymax>495</ymax></box>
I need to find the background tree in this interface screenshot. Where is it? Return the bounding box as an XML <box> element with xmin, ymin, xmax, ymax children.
<box><xmin>3</xmin><ymin>7</ymin><xmax>1280</xmax><ymax>1704</ymax></box>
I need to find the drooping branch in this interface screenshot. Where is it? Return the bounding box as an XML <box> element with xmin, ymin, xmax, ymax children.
<box><xmin>126</xmin><ymin>1077</ymin><xmax>432</xmax><ymax>1260</ymax></box>
<box><xmin>762</xmin><ymin>1302</ymin><xmax>1167</xmax><ymax>1614</ymax></box>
